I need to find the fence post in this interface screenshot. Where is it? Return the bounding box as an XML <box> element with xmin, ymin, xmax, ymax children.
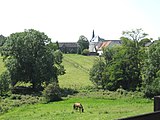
<box><xmin>154</xmin><ymin>96</ymin><xmax>160</xmax><ymax>112</ymax></box>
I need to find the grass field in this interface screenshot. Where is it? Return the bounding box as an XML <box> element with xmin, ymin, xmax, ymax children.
<box><xmin>0</xmin><ymin>54</ymin><xmax>154</xmax><ymax>120</ymax></box>
<box><xmin>59</xmin><ymin>54</ymin><xmax>97</xmax><ymax>90</ymax></box>
<box><xmin>0</xmin><ymin>94</ymin><xmax>153</xmax><ymax>120</ymax></box>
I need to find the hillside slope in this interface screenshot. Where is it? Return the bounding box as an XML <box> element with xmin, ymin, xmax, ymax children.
<box><xmin>59</xmin><ymin>54</ymin><xmax>97</xmax><ymax>90</ymax></box>
<box><xmin>0</xmin><ymin>54</ymin><xmax>97</xmax><ymax>90</ymax></box>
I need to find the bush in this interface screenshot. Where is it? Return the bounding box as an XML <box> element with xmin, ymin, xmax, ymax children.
<box><xmin>43</xmin><ymin>83</ymin><xmax>61</xmax><ymax>102</ymax></box>
<box><xmin>89</xmin><ymin>58</ymin><xmax>106</xmax><ymax>89</ymax></box>
<box><xmin>0</xmin><ymin>71</ymin><xmax>11</xmax><ymax>95</ymax></box>
<box><xmin>82</xmin><ymin>49</ymin><xmax>89</xmax><ymax>56</ymax></box>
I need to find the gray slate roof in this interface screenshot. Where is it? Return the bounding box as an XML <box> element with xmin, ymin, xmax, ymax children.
<box><xmin>59</xmin><ymin>42</ymin><xmax>78</xmax><ymax>48</ymax></box>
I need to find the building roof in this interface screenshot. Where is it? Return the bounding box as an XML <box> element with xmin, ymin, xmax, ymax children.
<box><xmin>145</xmin><ymin>41</ymin><xmax>154</xmax><ymax>47</ymax></box>
<box><xmin>90</xmin><ymin>36</ymin><xmax>105</xmax><ymax>42</ymax></box>
<box><xmin>96</xmin><ymin>40</ymin><xmax>121</xmax><ymax>51</ymax></box>
<box><xmin>59</xmin><ymin>42</ymin><xmax>78</xmax><ymax>48</ymax></box>
<box><xmin>98</xmin><ymin>41</ymin><xmax>111</xmax><ymax>50</ymax></box>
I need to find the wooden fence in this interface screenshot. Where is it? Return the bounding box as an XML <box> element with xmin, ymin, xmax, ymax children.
<box><xmin>118</xmin><ymin>96</ymin><xmax>160</xmax><ymax>120</ymax></box>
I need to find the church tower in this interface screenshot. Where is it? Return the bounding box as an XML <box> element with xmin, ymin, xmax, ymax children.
<box><xmin>89</xmin><ymin>30</ymin><xmax>96</xmax><ymax>52</ymax></box>
<box><xmin>92</xmin><ymin>29</ymin><xmax>95</xmax><ymax>39</ymax></box>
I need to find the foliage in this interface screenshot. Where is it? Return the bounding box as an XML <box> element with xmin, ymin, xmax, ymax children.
<box><xmin>103</xmin><ymin>46</ymin><xmax>126</xmax><ymax>90</ymax></box>
<box><xmin>0</xmin><ymin>35</ymin><xmax>6</xmax><ymax>54</ymax></box>
<box><xmin>90</xmin><ymin>58</ymin><xmax>106</xmax><ymax>89</ymax></box>
<box><xmin>139</xmin><ymin>38</ymin><xmax>151</xmax><ymax>47</ymax></box>
<box><xmin>46</xmin><ymin>42</ymin><xmax>59</xmax><ymax>52</ymax></box>
<box><xmin>0</xmin><ymin>94</ymin><xmax>42</xmax><ymax>114</ymax></box>
<box><xmin>81</xmin><ymin>49</ymin><xmax>89</xmax><ymax>56</ymax></box>
<box><xmin>122</xmin><ymin>28</ymin><xmax>148</xmax><ymax>42</ymax></box>
<box><xmin>0</xmin><ymin>71</ymin><xmax>10</xmax><ymax>95</ymax></box>
<box><xmin>90</xmin><ymin>29</ymin><xmax>148</xmax><ymax>91</ymax></box>
<box><xmin>77</xmin><ymin>35</ymin><xmax>89</xmax><ymax>54</ymax></box>
<box><xmin>10</xmin><ymin>94</ymin><xmax>41</xmax><ymax>106</ymax></box>
<box><xmin>0</xmin><ymin>35</ymin><xmax>6</xmax><ymax>47</ymax></box>
<box><xmin>53</xmin><ymin>50</ymin><xmax>65</xmax><ymax>76</ymax></box>
<box><xmin>142</xmin><ymin>40</ymin><xmax>160</xmax><ymax>97</ymax></box>
<box><xmin>43</xmin><ymin>83</ymin><xmax>61</xmax><ymax>102</ymax></box>
<box><xmin>1</xmin><ymin>29</ymin><xmax>60</xmax><ymax>90</ymax></box>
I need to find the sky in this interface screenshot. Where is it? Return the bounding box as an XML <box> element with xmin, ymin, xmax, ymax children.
<box><xmin>0</xmin><ymin>0</ymin><xmax>160</xmax><ymax>42</ymax></box>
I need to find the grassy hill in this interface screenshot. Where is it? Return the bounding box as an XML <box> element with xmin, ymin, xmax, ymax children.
<box><xmin>59</xmin><ymin>54</ymin><xmax>97</xmax><ymax>90</ymax></box>
<box><xmin>0</xmin><ymin>54</ymin><xmax>97</xmax><ymax>90</ymax></box>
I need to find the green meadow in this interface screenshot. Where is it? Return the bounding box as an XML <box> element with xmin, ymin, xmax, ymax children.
<box><xmin>58</xmin><ymin>54</ymin><xmax>97</xmax><ymax>90</ymax></box>
<box><xmin>0</xmin><ymin>94</ymin><xmax>153</xmax><ymax>120</ymax></box>
<box><xmin>0</xmin><ymin>54</ymin><xmax>153</xmax><ymax>120</ymax></box>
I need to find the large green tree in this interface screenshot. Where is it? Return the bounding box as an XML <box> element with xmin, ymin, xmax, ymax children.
<box><xmin>90</xmin><ymin>29</ymin><xmax>148</xmax><ymax>91</ymax></box>
<box><xmin>0</xmin><ymin>35</ymin><xmax>6</xmax><ymax>47</ymax></box>
<box><xmin>1</xmin><ymin>29</ymin><xmax>61</xmax><ymax>90</ymax></box>
<box><xmin>142</xmin><ymin>40</ymin><xmax>160</xmax><ymax>97</ymax></box>
<box><xmin>119</xmin><ymin>29</ymin><xmax>148</xmax><ymax>90</ymax></box>
<box><xmin>90</xmin><ymin>58</ymin><xmax>106</xmax><ymax>89</ymax></box>
<box><xmin>77</xmin><ymin>35</ymin><xmax>89</xmax><ymax>54</ymax></box>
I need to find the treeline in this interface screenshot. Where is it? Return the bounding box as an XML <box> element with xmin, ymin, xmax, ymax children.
<box><xmin>90</xmin><ymin>29</ymin><xmax>160</xmax><ymax>98</ymax></box>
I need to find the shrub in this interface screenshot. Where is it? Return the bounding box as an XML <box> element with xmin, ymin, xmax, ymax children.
<box><xmin>82</xmin><ymin>49</ymin><xmax>89</xmax><ymax>56</ymax></box>
<box><xmin>116</xmin><ymin>87</ymin><xmax>127</xmax><ymax>95</ymax></box>
<box><xmin>0</xmin><ymin>71</ymin><xmax>11</xmax><ymax>95</ymax></box>
<box><xmin>43</xmin><ymin>83</ymin><xmax>61</xmax><ymax>102</ymax></box>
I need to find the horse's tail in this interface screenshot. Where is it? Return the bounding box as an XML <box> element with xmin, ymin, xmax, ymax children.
<box><xmin>73</xmin><ymin>104</ymin><xmax>76</xmax><ymax>110</ymax></box>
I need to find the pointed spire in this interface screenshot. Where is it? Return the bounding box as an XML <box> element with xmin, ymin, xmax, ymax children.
<box><xmin>92</xmin><ymin>29</ymin><xmax>95</xmax><ymax>39</ymax></box>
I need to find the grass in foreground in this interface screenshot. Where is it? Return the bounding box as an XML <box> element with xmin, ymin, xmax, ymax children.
<box><xmin>0</xmin><ymin>93</ymin><xmax>153</xmax><ymax>120</ymax></box>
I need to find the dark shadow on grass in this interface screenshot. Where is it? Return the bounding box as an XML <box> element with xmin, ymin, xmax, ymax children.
<box><xmin>11</xmin><ymin>86</ymin><xmax>78</xmax><ymax>98</ymax></box>
<box><xmin>60</xmin><ymin>88</ymin><xmax>78</xmax><ymax>97</ymax></box>
<box><xmin>11</xmin><ymin>86</ymin><xmax>43</xmax><ymax>96</ymax></box>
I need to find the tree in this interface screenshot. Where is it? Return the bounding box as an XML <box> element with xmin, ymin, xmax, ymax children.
<box><xmin>43</xmin><ymin>83</ymin><xmax>61</xmax><ymax>102</ymax></box>
<box><xmin>1</xmin><ymin>29</ymin><xmax>61</xmax><ymax>90</ymax></box>
<box><xmin>90</xmin><ymin>58</ymin><xmax>106</xmax><ymax>89</ymax></box>
<box><xmin>90</xmin><ymin>29</ymin><xmax>148</xmax><ymax>91</ymax></box>
<box><xmin>46</xmin><ymin>42</ymin><xmax>59</xmax><ymax>52</ymax></box>
<box><xmin>0</xmin><ymin>35</ymin><xmax>6</xmax><ymax>47</ymax></box>
<box><xmin>142</xmin><ymin>40</ymin><xmax>160</xmax><ymax>97</ymax></box>
<box><xmin>0</xmin><ymin>35</ymin><xmax>6</xmax><ymax>54</ymax></box>
<box><xmin>82</xmin><ymin>49</ymin><xmax>89</xmax><ymax>56</ymax></box>
<box><xmin>139</xmin><ymin>38</ymin><xmax>151</xmax><ymax>47</ymax></box>
<box><xmin>53</xmin><ymin>50</ymin><xmax>65</xmax><ymax>76</ymax></box>
<box><xmin>77</xmin><ymin>35</ymin><xmax>89</xmax><ymax>54</ymax></box>
<box><xmin>122</xmin><ymin>28</ymin><xmax>148</xmax><ymax>42</ymax></box>
<box><xmin>0</xmin><ymin>71</ymin><xmax>10</xmax><ymax>95</ymax></box>
<box><xmin>120</xmin><ymin>29</ymin><xmax>148</xmax><ymax>90</ymax></box>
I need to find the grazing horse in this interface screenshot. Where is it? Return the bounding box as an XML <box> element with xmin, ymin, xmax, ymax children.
<box><xmin>73</xmin><ymin>103</ymin><xmax>84</xmax><ymax>112</ymax></box>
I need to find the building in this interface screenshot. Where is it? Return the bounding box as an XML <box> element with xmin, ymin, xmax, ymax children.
<box><xmin>89</xmin><ymin>30</ymin><xmax>121</xmax><ymax>55</ymax></box>
<box><xmin>59</xmin><ymin>42</ymin><xmax>79</xmax><ymax>53</ymax></box>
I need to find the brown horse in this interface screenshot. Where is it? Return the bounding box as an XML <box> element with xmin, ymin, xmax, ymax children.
<box><xmin>73</xmin><ymin>103</ymin><xmax>84</xmax><ymax>112</ymax></box>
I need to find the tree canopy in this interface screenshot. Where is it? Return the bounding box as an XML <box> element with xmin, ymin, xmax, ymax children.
<box><xmin>1</xmin><ymin>29</ymin><xmax>63</xmax><ymax>90</ymax></box>
<box><xmin>142</xmin><ymin>40</ymin><xmax>160</xmax><ymax>97</ymax></box>
<box><xmin>77</xmin><ymin>35</ymin><xmax>89</xmax><ymax>54</ymax></box>
<box><xmin>90</xmin><ymin>29</ymin><xmax>149</xmax><ymax>91</ymax></box>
